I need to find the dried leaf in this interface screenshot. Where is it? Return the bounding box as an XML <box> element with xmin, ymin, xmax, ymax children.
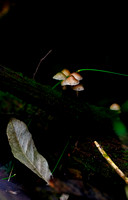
<box><xmin>6</xmin><ymin>118</ymin><xmax>69</xmax><ymax>200</ymax></box>
<box><xmin>6</xmin><ymin>118</ymin><xmax>52</xmax><ymax>183</ymax></box>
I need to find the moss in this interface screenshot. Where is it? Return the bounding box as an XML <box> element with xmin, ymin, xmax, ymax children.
<box><xmin>0</xmin><ymin>90</ymin><xmax>38</xmax><ymax>117</ymax></box>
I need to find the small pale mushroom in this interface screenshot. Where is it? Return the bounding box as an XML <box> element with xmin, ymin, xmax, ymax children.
<box><xmin>53</xmin><ymin>72</ymin><xmax>66</xmax><ymax>80</ymax></box>
<box><xmin>110</xmin><ymin>103</ymin><xmax>121</xmax><ymax>113</ymax></box>
<box><xmin>72</xmin><ymin>84</ymin><xmax>84</xmax><ymax>91</ymax></box>
<box><xmin>61</xmin><ymin>75</ymin><xmax>79</xmax><ymax>86</ymax></box>
<box><xmin>70</xmin><ymin>72</ymin><xmax>83</xmax><ymax>81</ymax></box>
<box><xmin>61</xmin><ymin>69</ymin><xmax>70</xmax><ymax>77</ymax></box>
<box><xmin>72</xmin><ymin>84</ymin><xmax>84</xmax><ymax>96</ymax></box>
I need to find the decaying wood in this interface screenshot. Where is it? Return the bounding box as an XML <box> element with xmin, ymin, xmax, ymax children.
<box><xmin>0</xmin><ymin>65</ymin><xmax>117</xmax><ymax>123</ymax></box>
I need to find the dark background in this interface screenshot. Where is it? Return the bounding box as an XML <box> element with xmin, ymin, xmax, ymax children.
<box><xmin>0</xmin><ymin>1</ymin><xmax>128</xmax><ymax>104</ymax></box>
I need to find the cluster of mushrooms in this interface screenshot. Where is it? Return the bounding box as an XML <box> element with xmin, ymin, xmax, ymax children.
<box><xmin>53</xmin><ymin>69</ymin><xmax>84</xmax><ymax>95</ymax></box>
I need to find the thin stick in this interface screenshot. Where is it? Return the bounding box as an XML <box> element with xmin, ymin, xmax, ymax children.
<box><xmin>94</xmin><ymin>141</ymin><xmax>128</xmax><ymax>184</ymax></box>
<box><xmin>8</xmin><ymin>164</ymin><xmax>14</xmax><ymax>182</ymax></box>
<box><xmin>33</xmin><ymin>49</ymin><xmax>52</xmax><ymax>79</ymax></box>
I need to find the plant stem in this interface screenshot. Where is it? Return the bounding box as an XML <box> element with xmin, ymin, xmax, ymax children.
<box><xmin>52</xmin><ymin>81</ymin><xmax>62</xmax><ymax>89</ymax></box>
<box><xmin>52</xmin><ymin>68</ymin><xmax>128</xmax><ymax>90</ymax></box>
<box><xmin>1</xmin><ymin>174</ymin><xmax>16</xmax><ymax>181</ymax></box>
<box><xmin>8</xmin><ymin>164</ymin><xmax>14</xmax><ymax>182</ymax></box>
<box><xmin>77</xmin><ymin>68</ymin><xmax>128</xmax><ymax>77</ymax></box>
<box><xmin>51</xmin><ymin>139</ymin><xmax>70</xmax><ymax>174</ymax></box>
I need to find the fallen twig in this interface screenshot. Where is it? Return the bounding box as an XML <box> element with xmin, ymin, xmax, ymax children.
<box><xmin>94</xmin><ymin>140</ymin><xmax>128</xmax><ymax>184</ymax></box>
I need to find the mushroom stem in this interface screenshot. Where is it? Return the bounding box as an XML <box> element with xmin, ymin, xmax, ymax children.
<box><xmin>76</xmin><ymin>91</ymin><xmax>79</xmax><ymax>97</ymax></box>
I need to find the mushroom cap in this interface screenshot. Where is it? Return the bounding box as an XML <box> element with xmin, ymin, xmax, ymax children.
<box><xmin>72</xmin><ymin>84</ymin><xmax>84</xmax><ymax>91</ymax></box>
<box><xmin>61</xmin><ymin>79</ymin><xmax>67</xmax><ymax>86</ymax></box>
<box><xmin>61</xmin><ymin>69</ymin><xmax>70</xmax><ymax>77</ymax></box>
<box><xmin>110</xmin><ymin>103</ymin><xmax>121</xmax><ymax>111</ymax></box>
<box><xmin>63</xmin><ymin>75</ymin><xmax>79</xmax><ymax>86</ymax></box>
<box><xmin>70</xmin><ymin>72</ymin><xmax>83</xmax><ymax>81</ymax></box>
<box><xmin>53</xmin><ymin>72</ymin><xmax>66</xmax><ymax>80</ymax></box>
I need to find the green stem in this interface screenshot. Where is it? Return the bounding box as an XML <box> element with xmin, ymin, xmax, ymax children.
<box><xmin>77</xmin><ymin>68</ymin><xmax>128</xmax><ymax>77</ymax></box>
<box><xmin>52</xmin><ymin>68</ymin><xmax>128</xmax><ymax>90</ymax></box>
<box><xmin>1</xmin><ymin>174</ymin><xmax>16</xmax><ymax>180</ymax></box>
<box><xmin>51</xmin><ymin>139</ymin><xmax>70</xmax><ymax>174</ymax></box>
<box><xmin>52</xmin><ymin>81</ymin><xmax>62</xmax><ymax>89</ymax></box>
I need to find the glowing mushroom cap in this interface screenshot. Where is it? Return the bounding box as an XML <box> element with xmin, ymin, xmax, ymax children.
<box><xmin>72</xmin><ymin>84</ymin><xmax>84</xmax><ymax>91</ymax></box>
<box><xmin>61</xmin><ymin>69</ymin><xmax>70</xmax><ymax>77</ymax></box>
<box><xmin>70</xmin><ymin>72</ymin><xmax>83</xmax><ymax>81</ymax></box>
<box><xmin>53</xmin><ymin>72</ymin><xmax>66</xmax><ymax>80</ymax></box>
<box><xmin>62</xmin><ymin>75</ymin><xmax>79</xmax><ymax>86</ymax></box>
<box><xmin>110</xmin><ymin>103</ymin><xmax>121</xmax><ymax>111</ymax></box>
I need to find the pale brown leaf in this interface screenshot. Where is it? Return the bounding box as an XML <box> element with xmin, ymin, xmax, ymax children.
<box><xmin>6</xmin><ymin>118</ymin><xmax>52</xmax><ymax>183</ymax></box>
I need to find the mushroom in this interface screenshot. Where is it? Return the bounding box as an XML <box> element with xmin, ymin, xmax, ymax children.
<box><xmin>61</xmin><ymin>75</ymin><xmax>79</xmax><ymax>86</ymax></box>
<box><xmin>53</xmin><ymin>69</ymin><xmax>84</xmax><ymax>93</ymax></box>
<box><xmin>61</xmin><ymin>80</ymin><xmax>67</xmax><ymax>86</ymax></box>
<box><xmin>70</xmin><ymin>72</ymin><xmax>83</xmax><ymax>81</ymax></box>
<box><xmin>61</xmin><ymin>69</ymin><xmax>70</xmax><ymax>77</ymax></box>
<box><xmin>110</xmin><ymin>103</ymin><xmax>121</xmax><ymax>113</ymax></box>
<box><xmin>72</xmin><ymin>84</ymin><xmax>84</xmax><ymax>91</ymax></box>
<box><xmin>53</xmin><ymin>69</ymin><xmax>70</xmax><ymax>80</ymax></box>
<box><xmin>53</xmin><ymin>72</ymin><xmax>66</xmax><ymax>80</ymax></box>
<box><xmin>72</xmin><ymin>84</ymin><xmax>84</xmax><ymax>96</ymax></box>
